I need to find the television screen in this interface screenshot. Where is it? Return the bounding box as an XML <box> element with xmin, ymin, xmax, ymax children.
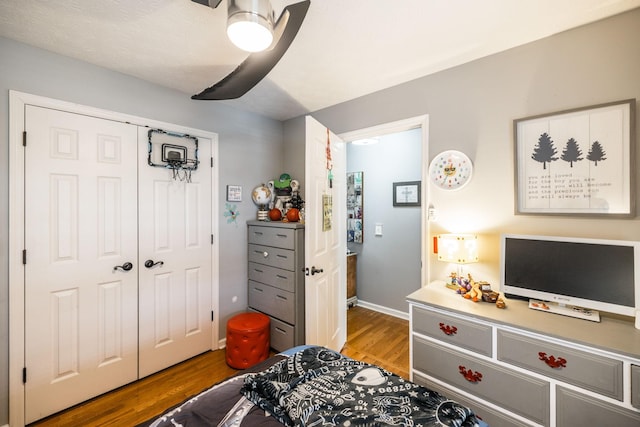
<box><xmin>501</xmin><ymin>235</ymin><xmax>636</xmax><ymax>315</ymax></box>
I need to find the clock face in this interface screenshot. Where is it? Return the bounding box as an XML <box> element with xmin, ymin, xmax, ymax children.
<box><xmin>429</xmin><ymin>150</ymin><xmax>473</xmax><ymax>190</ymax></box>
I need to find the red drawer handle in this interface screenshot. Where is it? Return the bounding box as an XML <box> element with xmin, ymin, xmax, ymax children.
<box><xmin>439</xmin><ymin>322</ymin><xmax>458</xmax><ymax>336</ymax></box>
<box><xmin>459</xmin><ymin>365</ymin><xmax>483</xmax><ymax>383</ymax></box>
<box><xmin>538</xmin><ymin>352</ymin><xmax>567</xmax><ymax>369</ymax></box>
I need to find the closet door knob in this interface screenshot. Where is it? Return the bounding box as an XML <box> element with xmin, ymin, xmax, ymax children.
<box><xmin>113</xmin><ymin>262</ymin><xmax>133</xmax><ymax>272</ymax></box>
<box><xmin>144</xmin><ymin>260</ymin><xmax>164</xmax><ymax>269</ymax></box>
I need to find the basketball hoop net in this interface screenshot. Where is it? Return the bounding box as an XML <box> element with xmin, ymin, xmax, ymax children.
<box><xmin>148</xmin><ymin>129</ymin><xmax>199</xmax><ymax>182</ymax></box>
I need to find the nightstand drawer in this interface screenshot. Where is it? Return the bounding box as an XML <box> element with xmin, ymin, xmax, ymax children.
<box><xmin>249</xmin><ymin>280</ymin><xmax>295</xmax><ymax>324</ymax></box>
<box><xmin>248</xmin><ymin>262</ymin><xmax>295</xmax><ymax>292</ymax></box>
<box><xmin>248</xmin><ymin>226</ymin><xmax>295</xmax><ymax>249</ymax></box>
<box><xmin>248</xmin><ymin>244</ymin><xmax>296</xmax><ymax>271</ymax></box>
<box><xmin>497</xmin><ymin>329</ymin><xmax>623</xmax><ymax>400</ymax></box>
<box><xmin>412</xmin><ymin>305</ymin><xmax>492</xmax><ymax>356</ymax></box>
<box><xmin>413</xmin><ymin>335</ymin><xmax>549</xmax><ymax>426</ymax></box>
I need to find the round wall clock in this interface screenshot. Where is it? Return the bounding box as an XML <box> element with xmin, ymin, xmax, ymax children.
<box><xmin>429</xmin><ymin>150</ymin><xmax>473</xmax><ymax>190</ymax></box>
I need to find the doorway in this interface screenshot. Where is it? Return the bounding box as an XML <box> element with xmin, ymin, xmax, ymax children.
<box><xmin>339</xmin><ymin>115</ymin><xmax>429</xmax><ymax>319</ymax></box>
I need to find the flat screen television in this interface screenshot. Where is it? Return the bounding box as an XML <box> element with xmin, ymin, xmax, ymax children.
<box><xmin>500</xmin><ymin>234</ymin><xmax>639</xmax><ymax>322</ymax></box>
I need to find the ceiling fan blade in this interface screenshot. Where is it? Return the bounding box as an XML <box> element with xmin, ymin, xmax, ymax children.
<box><xmin>192</xmin><ymin>0</ymin><xmax>310</xmax><ymax>100</ymax></box>
<box><xmin>191</xmin><ymin>0</ymin><xmax>222</xmax><ymax>7</ymax></box>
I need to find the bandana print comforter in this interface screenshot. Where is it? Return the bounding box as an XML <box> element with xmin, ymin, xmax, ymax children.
<box><xmin>242</xmin><ymin>346</ymin><xmax>481</xmax><ymax>427</ymax></box>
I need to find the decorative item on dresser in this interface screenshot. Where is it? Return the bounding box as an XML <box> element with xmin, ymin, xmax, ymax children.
<box><xmin>408</xmin><ymin>283</ymin><xmax>640</xmax><ymax>427</ymax></box>
<box><xmin>247</xmin><ymin>220</ymin><xmax>305</xmax><ymax>351</ymax></box>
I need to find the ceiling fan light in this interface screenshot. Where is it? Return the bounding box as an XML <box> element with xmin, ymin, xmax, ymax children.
<box><xmin>227</xmin><ymin>0</ymin><xmax>274</xmax><ymax>52</ymax></box>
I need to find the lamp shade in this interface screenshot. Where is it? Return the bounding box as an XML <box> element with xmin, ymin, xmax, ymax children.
<box><xmin>227</xmin><ymin>0</ymin><xmax>274</xmax><ymax>52</ymax></box>
<box><xmin>437</xmin><ymin>234</ymin><xmax>479</xmax><ymax>264</ymax></box>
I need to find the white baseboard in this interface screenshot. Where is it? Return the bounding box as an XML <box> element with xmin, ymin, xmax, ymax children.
<box><xmin>218</xmin><ymin>338</ymin><xmax>226</xmax><ymax>349</ymax></box>
<box><xmin>355</xmin><ymin>300</ymin><xmax>409</xmax><ymax>321</ymax></box>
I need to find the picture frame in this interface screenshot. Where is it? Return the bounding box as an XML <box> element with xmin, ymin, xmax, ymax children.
<box><xmin>226</xmin><ymin>185</ymin><xmax>242</xmax><ymax>202</ymax></box>
<box><xmin>514</xmin><ymin>99</ymin><xmax>635</xmax><ymax>217</ymax></box>
<box><xmin>393</xmin><ymin>181</ymin><xmax>421</xmax><ymax>207</ymax></box>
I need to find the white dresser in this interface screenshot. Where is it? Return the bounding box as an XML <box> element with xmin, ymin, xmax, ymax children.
<box><xmin>407</xmin><ymin>282</ymin><xmax>640</xmax><ymax>427</ymax></box>
<box><xmin>247</xmin><ymin>220</ymin><xmax>305</xmax><ymax>352</ymax></box>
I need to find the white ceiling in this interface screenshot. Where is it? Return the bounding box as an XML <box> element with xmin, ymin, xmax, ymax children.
<box><xmin>1</xmin><ymin>0</ymin><xmax>639</xmax><ymax>121</ymax></box>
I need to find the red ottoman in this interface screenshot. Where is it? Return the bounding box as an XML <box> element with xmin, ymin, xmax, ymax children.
<box><xmin>225</xmin><ymin>312</ymin><xmax>270</xmax><ymax>369</ymax></box>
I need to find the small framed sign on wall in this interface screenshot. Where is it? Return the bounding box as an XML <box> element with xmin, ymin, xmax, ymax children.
<box><xmin>226</xmin><ymin>185</ymin><xmax>242</xmax><ymax>202</ymax></box>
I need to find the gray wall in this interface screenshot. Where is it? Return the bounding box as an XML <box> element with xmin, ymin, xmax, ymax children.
<box><xmin>347</xmin><ymin>129</ymin><xmax>422</xmax><ymax>313</ymax></box>
<box><xmin>0</xmin><ymin>37</ymin><xmax>284</xmax><ymax>424</ymax></box>
<box><xmin>285</xmin><ymin>8</ymin><xmax>640</xmax><ymax>294</ymax></box>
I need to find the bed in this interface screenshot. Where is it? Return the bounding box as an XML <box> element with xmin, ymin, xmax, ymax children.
<box><xmin>139</xmin><ymin>345</ymin><xmax>487</xmax><ymax>427</ymax></box>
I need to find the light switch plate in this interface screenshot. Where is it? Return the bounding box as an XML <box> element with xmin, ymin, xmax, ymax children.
<box><xmin>375</xmin><ymin>223</ymin><xmax>383</xmax><ymax>236</ymax></box>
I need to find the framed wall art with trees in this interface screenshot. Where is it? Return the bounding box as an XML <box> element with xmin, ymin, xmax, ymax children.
<box><xmin>514</xmin><ymin>99</ymin><xmax>635</xmax><ymax>217</ymax></box>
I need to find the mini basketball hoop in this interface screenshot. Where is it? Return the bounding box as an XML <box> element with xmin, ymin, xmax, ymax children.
<box><xmin>148</xmin><ymin>129</ymin><xmax>199</xmax><ymax>182</ymax></box>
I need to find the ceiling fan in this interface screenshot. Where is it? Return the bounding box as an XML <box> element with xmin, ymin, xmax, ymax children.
<box><xmin>190</xmin><ymin>0</ymin><xmax>311</xmax><ymax>100</ymax></box>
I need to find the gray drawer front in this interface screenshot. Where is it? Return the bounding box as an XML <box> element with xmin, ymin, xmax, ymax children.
<box><xmin>249</xmin><ymin>280</ymin><xmax>295</xmax><ymax>324</ymax></box>
<box><xmin>632</xmin><ymin>364</ymin><xmax>640</xmax><ymax>409</ymax></box>
<box><xmin>269</xmin><ymin>317</ymin><xmax>295</xmax><ymax>352</ymax></box>
<box><xmin>557</xmin><ymin>386</ymin><xmax>640</xmax><ymax>427</ymax></box>
<box><xmin>248</xmin><ymin>244</ymin><xmax>295</xmax><ymax>271</ymax></box>
<box><xmin>413</xmin><ymin>336</ymin><xmax>549</xmax><ymax>425</ymax></box>
<box><xmin>497</xmin><ymin>329</ymin><xmax>623</xmax><ymax>400</ymax></box>
<box><xmin>412</xmin><ymin>306</ymin><xmax>492</xmax><ymax>356</ymax></box>
<box><xmin>413</xmin><ymin>372</ymin><xmax>532</xmax><ymax>427</ymax></box>
<box><xmin>248</xmin><ymin>262</ymin><xmax>295</xmax><ymax>292</ymax></box>
<box><xmin>248</xmin><ymin>226</ymin><xmax>295</xmax><ymax>249</ymax></box>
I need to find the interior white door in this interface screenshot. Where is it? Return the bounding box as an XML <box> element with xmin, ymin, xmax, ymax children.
<box><xmin>304</xmin><ymin>116</ymin><xmax>347</xmax><ymax>351</ymax></box>
<box><xmin>138</xmin><ymin>128</ymin><xmax>213</xmax><ymax>377</ymax></box>
<box><xmin>24</xmin><ymin>106</ymin><xmax>139</xmax><ymax>423</ymax></box>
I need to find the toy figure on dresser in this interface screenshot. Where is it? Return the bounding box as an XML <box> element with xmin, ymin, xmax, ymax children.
<box><xmin>267</xmin><ymin>173</ymin><xmax>304</xmax><ymax>221</ymax></box>
<box><xmin>446</xmin><ymin>272</ymin><xmax>460</xmax><ymax>290</ymax></box>
<box><xmin>450</xmin><ymin>273</ymin><xmax>505</xmax><ymax>308</ymax></box>
<box><xmin>463</xmin><ymin>279</ymin><xmax>482</xmax><ymax>302</ymax></box>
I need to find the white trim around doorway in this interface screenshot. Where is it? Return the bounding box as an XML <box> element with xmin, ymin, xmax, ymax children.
<box><xmin>339</xmin><ymin>115</ymin><xmax>430</xmax><ymax>288</ymax></box>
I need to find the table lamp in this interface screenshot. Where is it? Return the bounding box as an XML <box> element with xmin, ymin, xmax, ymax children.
<box><xmin>436</xmin><ymin>234</ymin><xmax>478</xmax><ymax>287</ymax></box>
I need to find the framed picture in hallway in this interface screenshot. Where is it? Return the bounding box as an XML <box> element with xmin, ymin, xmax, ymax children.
<box><xmin>393</xmin><ymin>181</ymin><xmax>421</xmax><ymax>206</ymax></box>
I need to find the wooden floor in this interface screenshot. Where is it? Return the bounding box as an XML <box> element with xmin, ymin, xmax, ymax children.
<box><xmin>30</xmin><ymin>306</ymin><xmax>409</xmax><ymax>426</ymax></box>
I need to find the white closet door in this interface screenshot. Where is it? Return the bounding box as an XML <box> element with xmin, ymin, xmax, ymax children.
<box><xmin>138</xmin><ymin>128</ymin><xmax>213</xmax><ymax>377</ymax></box>
<box><xmin>24</xmin><ymin>106</ymin><xmax>139</xmax><ymax>423</ymax></box>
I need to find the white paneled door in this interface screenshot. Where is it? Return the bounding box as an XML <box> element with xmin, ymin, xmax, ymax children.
<box><xmin>24</xmin><ymin>106</ymin><xmax>139</xmax><ymax>423</ymax></box>
<box><xmin>138</xmin><ymin>128</ymin><xmax>213</xmax><ymax>378</ymax></box>
<box><xmin>304</xmin><ymin>116</ymin><xmax>347</xmax><ymax>352</ymax></box>
<box><xmin>22</xmin><ymin>106</ymin><xmax>213</xmax><ymax>423</ymax></box>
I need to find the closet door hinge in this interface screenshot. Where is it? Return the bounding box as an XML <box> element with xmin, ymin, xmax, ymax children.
<box><xmin>22</xmin><ymin>131</ymin><xmax>27</xmax><ymax>147</ymax></box>
<box><xmin>22</xmin><ymin>367</ymin><xmax>27</xmax><ymax>384</ymax></box>
<box><xmin>22</xmin><ymin>249</ymin><xmax>27</xmax><ymax>265</ymax></box>
<box><xmin>211</xmin><ymin>234</ymin><xmax>214</xmax><ymax>245</ymax></box>
<box><xmin>211</xmin><ymin>310</ymin><xmax>215</xmax><ymax>322</ymax></box>
<box><xmin>210</xmin><ymin>157</ymin><xmax>214</xmax><ymax>168</ymax></box>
